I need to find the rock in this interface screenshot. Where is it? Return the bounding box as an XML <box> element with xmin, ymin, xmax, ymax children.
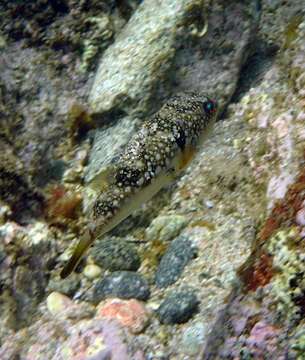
<box><xmin>295</xmin><ymin>206</ymin><xmax>305</xmax><ymax>226</ymax></box>
<box><xmin>83</xmin><ymin>264</ymin><xmax>102</xmax><ymax>279</ymax></box>
<box><xmin>54</xmin><ymin>319</ymin><xmax>144</xmax><ymax>360</ymax></box>
<box><xmin>0</xmin><ymin>312</ymin><xmax>144</xmax><ymax>360</ymax></box>
<box><xmin>156</xmin><ymin>235</ymin><xmax>198</xmax><ymax>288</ymax></box>
<box><xmin>92</xmin><ymin>237</ymin><xmax>141</xmax><ymax>272</ymax></box>
<box><xmin>157</xmin><ymin>288</ymin><xmax>199</xmax><ymax>324</ymax></box>
<box><xmin>92</xmin><ymin>271</ymin><xmax>150</xmax><ymax>303</ymax></box>
<box><xmin>12</xmin><ymin>264</ymin><xmax>46</xmax><ymax>328</ymax></box>
<box><xmin>180</xmin><ymin>322</ymin><xmax>208</xmax><ymax>356</ymax></box>
<box><xmin>47</xmin><ymin>273</ymin><xmax>81</xmax><ymax>298</ymax></box>
<box><xmin>267</xmin><ymin>229</ymin><xmax>305</xmax><ymax>325</ymax></box>
<box><xmin>246</xmin><ymin>321</ymin><xmax>279</xmax><ymax>354</ymax></box>
<box><xmin>97</xmin><ymin>298</ymin><xmax>149</xmax><ymax>334</ymax></box>
<box><xmin>46</xmin><ymin>291</ymin><xmax>73</xmax><ymax>316</ymax></box>
<box><xmin>88</xmin><ymin>0</ymin><xmax>209</xmax><ymax>118</ymax></box>
<box><xmin>145</xmin><ymin>215</ymin><xmax>188</xmax><ymax>242</ymax></box>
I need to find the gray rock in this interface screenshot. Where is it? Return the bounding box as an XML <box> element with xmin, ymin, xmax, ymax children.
<box><xmin>180</xmin><ymin>322</ymin><xmax>208</xmax><ymax>356</ymax></box>
<box><xmin>156</xmin><ymin>236</ymin><xmax>198</xmax><ymax>288</ymax></box>
<box><xmin>92</xmin><ymin>237</ymin><xmax>140</xmax><ymax>272</ymax></box>
<box><xmin>85</xmin><ymin>115</ymin><xmax>139</xmax><ymax>185</ymax></box>
<box><xmin>12</xmin><ymin>265</ymin><xmax>46</xmax><ymax>328</ymax></box>
<box><xmin>145</xmin><ymin>215</ymin><xmax>188</xmax><ymax>242</ymax></box>
<box><xmin>89</xmin><ymin>0</ymin><xmax>208</xmax><ymax>118</ymax></box>
<box><xmin>157</xmin><ymin>289</ymin><xmax>199</xmax><ymax>324</ymax></box>
<box><xmin>92</xmin><ymin>271</ymin><xmax>150</xmax><ymax>303</ymax></box>
<box><xmin>47</xmin><ymin>274</ymin><xmax>81</xmax><ymax>298</ymax></box>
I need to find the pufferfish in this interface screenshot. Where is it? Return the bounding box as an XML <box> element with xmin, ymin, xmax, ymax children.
<box><xmin>60</xmin><ymin>93</ymin><xmax>217</xmax><ymax>278</ymax></box>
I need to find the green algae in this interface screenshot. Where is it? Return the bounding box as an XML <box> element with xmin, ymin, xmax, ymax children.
<box><xmin>79</xmin><ymin>14</ymin><xmax>114</xmax><ymax>74</ymax></box>
<box><xmin>268</xmin><ymin>228</ymin><xmax>304</xmax><ymax>324</ymax></box>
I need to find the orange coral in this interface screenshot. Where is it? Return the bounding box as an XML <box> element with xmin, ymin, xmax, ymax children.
<box><xmin>44</xmin><ymin>183</ymin><xmax>82</xmax><ymax>224</ymax></box>
<box><xmin>67</xmin><ymin>103</ymin><xmax>95</xmax><ymax>143</ymax></box>
<box><xmin>244</xmin><ymin>252</ymin><xmax>274</xmax><ymax>292</ymax></box>
<box><xmin>240</xmin><ymin>147</ymin><xmax>305</xmax><ymax>293</ymax></box>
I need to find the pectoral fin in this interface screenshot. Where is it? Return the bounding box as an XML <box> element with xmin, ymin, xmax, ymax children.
<box><xmin>179</xmin><ymin>145</ymin><xmax>196</xmax><ymax>172</ymax></box>
<box><xmin>60</xmin><ymin>229</ymin><xmax>93</xmax><ymax>279</ymax></box>
<box><xmin>87</xmin><ymin>170</ymin><xmax>112</xmax><ymax>192</ymax></box>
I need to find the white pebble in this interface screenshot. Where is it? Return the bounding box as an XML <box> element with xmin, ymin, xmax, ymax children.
<box><xmin>83</xmin><ymin>264</ymin><xmax>102</xmax><ymax>279</ymax></box>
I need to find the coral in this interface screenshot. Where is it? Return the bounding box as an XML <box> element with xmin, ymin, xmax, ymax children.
<box><xmin>260</xmin><ymin>152</ymin><xmax>305</xmax><ymax>244</ymax></box>
<box><xmin>243</xmin><ymin>252</ymin><xmax>274</xmax><ymax>292</ymax></box>
<box><xmin>66</xmin><ymin>102</ymin><xmax>96</xmax><ymax>143</ymax></box>
<box><xmin>79</xmin><ymin>14</ymin><xmax>114</xmax><ymax>73</ymax></box>
<box><xmin>44</xmin><ymin>183</ymin><xmax>82</xmax><ymax>224</ymax></box>
<box><xmin>0</xmin><ymin>1</ymin><xmax>69</xmax><ymax>43</ymax></box>
<box><xmin>96</xmin><ymin>298</ymin><xmax>149</xmax><ymax>334</ymax></box>
<box><xmin>289</xmin><ymin>324</ymin><xmax>305</xmax><ymax>360</ymax></box>
<box><xmin>240</xmin><ymin>147</ymin><xmax>305</xmax><ymax>292</ymax></box>
<box><xmin>0</xmin><ymin>165</ymin><xmax>44</xmax><ymax>223</ymax></box>
<box><xmin>268</xmin><ymin>228</ymin><xmax>305</xmax><ymax>323</ymax></box>
<box><xmin>246</xmin><ymin>321</ymin><xmax>279</xmax><ymax>357</ymax></box>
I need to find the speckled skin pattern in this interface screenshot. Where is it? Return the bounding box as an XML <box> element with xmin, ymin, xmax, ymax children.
<box><xmin>93</xmin><ymin>93</ymin><xmax>217</xmax><ymax>223</ymax></box>
<box><xmin>60</xmin><ymin>93</ymin><xmax>217</xmax><ymax>278</ymax></box>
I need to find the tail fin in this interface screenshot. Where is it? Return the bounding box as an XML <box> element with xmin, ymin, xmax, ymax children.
<box><xmin>60</xmin><ymin>229</ymin><xmax>93</xmax><ymax>279</ymax></box>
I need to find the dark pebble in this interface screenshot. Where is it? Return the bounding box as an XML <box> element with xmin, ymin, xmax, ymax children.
<box><xmin>92</xmin><ymin>237</ymin><xmax>141</xmax><ymax>271</ymax></box>
<box><xmin>157</xmin><ymin>289</ymin><xmax>199</xmax><ymax>324</ymax></box>
<box><xmin>92</xmin><ymin>271</ymin><xmax>150</xmax><ymax>303</ymax></box>
<box><xmin>156</xmin><ymin>236</ymin><xmax>198</xmax><ymax>288</ymax></box>
<box><xmin>47</xmin><ymin>273</ymin><xmax>81</xmax><ymax>297</ymax></box>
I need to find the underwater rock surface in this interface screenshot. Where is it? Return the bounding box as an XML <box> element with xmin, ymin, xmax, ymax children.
<box><xmin>0</xmin><ymin>0</ymin><xmax>304</xmax><ymax>359</ymax></box>
<box><xmin>88</xmin><ymin>0</ymin><xmax>209</xmax><ymax>118</ymax></box>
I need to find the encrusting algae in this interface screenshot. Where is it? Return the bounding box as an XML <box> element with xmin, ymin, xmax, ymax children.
<box><xmin>60</xmin><ymin>93</ymin><xmax>217</xmax><ymax>278</ymax></box>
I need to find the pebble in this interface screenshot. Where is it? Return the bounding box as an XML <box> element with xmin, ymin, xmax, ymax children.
<box><xmin>46</xmin><ymin>291</ymin><xmax>73</xmax><ymax>316</ymax></box>
<box><xmin>83</xmin><ymin>264</ymin><xmax>102</xmax><ymax>279</ymax></box>
<box><xmin>157</xmin><ymin>289</ymin><xmax>199</xmax><ymax>324</ymax></box>
<box><xmin>296</xmin><ymin>207</ymin><xmax>305</xmax><ymax>226</ymax></box>
<box><xmin>180</xmin><ymin>322</ymin><xmax>208</xmax><ymax>356</ymax></box>
<box><xmin>156</xmin><ymin>235</ymin><xmax>198</xmax><ymax>288</ymax></box>
<box><xmin>92</xmin><ymin>237</ymin><xmax>140</xmax><ymax>271</ymax></box>
<box><xmin>47</xmin><ymin>273</ymin><xmax>81</xmax><ymax>297</ymax></box>
<box><xmin>97</xmin><ymin>298</ymin><xmax>149</xmax><ymax>334</ymax></box>
<box><xmin>92</xmin><ymin>271</ymin><xmax>150</xmax><ymax>303</ymax></box>
<box><xmin>145</xmin><ymin>215</ymin><xmax>188</xmax><ymax>242</ymax></box>
<box><xmin>88</xmin><ymin>0</ymin><xmax>208</xmax><ymax>116</ymax></box>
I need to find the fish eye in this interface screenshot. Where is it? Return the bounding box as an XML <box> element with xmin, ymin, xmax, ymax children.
<box><xmin>203</xmin><ymin>101</ymin><xmax>215</xmax><ymax>115</ymax></box>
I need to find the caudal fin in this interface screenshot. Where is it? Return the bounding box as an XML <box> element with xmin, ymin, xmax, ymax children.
<box><xmin>60</xmin><ymin>229</ymin><xmax>93</xmax><ymax>279</ymax></box>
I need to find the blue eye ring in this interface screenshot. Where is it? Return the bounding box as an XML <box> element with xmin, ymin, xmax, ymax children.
<box><xmin>203</xmin><ymin>101</ymin><xmax>215</xmax><ymax>115</ymax></box>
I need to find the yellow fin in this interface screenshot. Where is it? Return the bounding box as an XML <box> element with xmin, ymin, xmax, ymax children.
<box><xmin>87</xmin><ymin>170</ymin><xmax>112</xmax><ymax>192</ymax></box>
<box><xmin>60</xmin><ymin>229</ymin><xmax>93</xmax><ymax>279</ymax></box>
<box><xmin>179</xmin><ymin>145</ymin><xmax>196</xmax><ymax>172</ymax></box>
